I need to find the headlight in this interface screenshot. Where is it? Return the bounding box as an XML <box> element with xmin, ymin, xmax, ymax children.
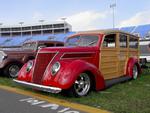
<box><xmin>26</xmin><ymin>61</ymin><xmax>33</xmax><ymax>72</ymax></box>
<box><xmin>51</xmin><ymin>62</ymin><xmax>61</xmax><ymax>76</ymax></box>
<box><xmin>0</xmin><ymin>51</ymin><xmax>7</xmax><ymax>62</ymax></box>
<box><xmin>1</xmin><ymin>55</ymin><xmax>7</xmax><ymax>60</ymax></box>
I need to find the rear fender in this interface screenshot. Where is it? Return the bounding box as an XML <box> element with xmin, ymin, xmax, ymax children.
<box><xmin>58</xmin><ymin>60</ymin><xmax>105</xmax><ymax>90</ymax></box>
<box><xmin>126</xmin><ymin>58</ymin><xmax>141</xmax><ymax>77</ymax></box>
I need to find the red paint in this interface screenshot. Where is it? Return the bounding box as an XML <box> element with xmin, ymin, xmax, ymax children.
<box><xmin>17</xmin><ymin>33</ymin><xmax>141</xmax><ymax>92</ymax></box>
<box><xmin>126</xmin><ymin>58</ymin><xmax>141</xmax><ymax>77</ymax></box>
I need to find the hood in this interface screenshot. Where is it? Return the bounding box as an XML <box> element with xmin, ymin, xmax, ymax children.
<box><xmin>39</xmin><ymin>46</ymin><xmax>99</xmax><ymax>53</ymax></box>
<box><xmin>0</xmin><ymin>49</ymin><xmax>35</xmax><ymax>55</ymax></box>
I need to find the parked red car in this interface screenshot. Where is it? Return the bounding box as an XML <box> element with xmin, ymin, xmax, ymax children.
<box><xmin>14</xmin><ymin>30</ymin><xmax>141</xmax><ymax>97</ymax></box>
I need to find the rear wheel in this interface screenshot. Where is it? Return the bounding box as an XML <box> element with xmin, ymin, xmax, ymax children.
<box><xmin>4</xmin><ymin>63</ymin><xmax>22</xmax><ymax>78</ymax></box>
<box><xmin>68</xmin><ymin>73</ymin><xmax>91</xmax><ymax>97</ymax></box>
<box><xmin>133</xmin><ymin>65</ymin><xmax>138</xmax><ymax>79</ymax></box>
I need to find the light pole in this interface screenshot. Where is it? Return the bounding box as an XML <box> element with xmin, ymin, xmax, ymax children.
<box><xmin>0</xmin><ymin>23</ymin><xmax>3</xmax><ymax>37</ymax></box>
<box><xmin>39</xmin><ymin>20</ymin><xmax>45</xmax><ymax>35</ymax></box>
<box><xmin>19</xmin><ymin>22</ymin><xmax>24</xmax><ymax>37</ymax></box>
<box><xmin>110</xmin><ymin>2</ymin><xmax>116</xmax><ymax>29</ymax></box>
<box><xmin>61</xmin><ymin>17</ymin><xmax>67</xmax><ymax>34</ymax></box>
<box><xmin>0</xmin><ymin>23</ymin><xmax>3</xmax><ymax>27</ymax></box>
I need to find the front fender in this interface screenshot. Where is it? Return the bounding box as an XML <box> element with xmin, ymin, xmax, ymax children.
<box><xmin>0</xmin><ymin>58</ymin><xmax>22</xmax><ymax>69</ymax></box>
<box><xmin>56</xmin><ymin>60</ymin><xmax>105</xmax><ymax>90</ymax></box>
<box><xmin>17</xmin><ymin>60</ymin><xmax>35</xmax><ymax>82</ymax></box>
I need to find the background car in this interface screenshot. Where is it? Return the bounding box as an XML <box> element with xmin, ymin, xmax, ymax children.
<box><xmin>0</xmin><ymin>40</ymin><xmax>64</xmax><ymax>78</ymax></box>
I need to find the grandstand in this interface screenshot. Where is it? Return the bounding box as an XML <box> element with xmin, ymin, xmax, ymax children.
<box><xmin>120</xmin><ymin>24</ymin><xmax>150</xmax><ymax>39</ymax></box>
<box><xmin>0</xmin><ymin>32</ymin><xmax>75</xmax><ymax>47</ymax></box>
<box><xmin>0</xmin><ymin>21</ymin><xmax>72</xmax><ymax>37</ymax></box>
<box><xmin>0</xmin><ymin>21</ymin><xmax>74</xmax><ymax>47</ymax></box>
<box><xmin>0</xmin><ymin>22</ymin><xmax>150</xmax><ymax>48</ymax></box>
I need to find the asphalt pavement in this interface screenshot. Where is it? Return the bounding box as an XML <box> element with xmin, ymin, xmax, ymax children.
<box><xmin>0</xmin><ymin>88</ymin><xmax>85</xmax><ymax>113</ymax></box>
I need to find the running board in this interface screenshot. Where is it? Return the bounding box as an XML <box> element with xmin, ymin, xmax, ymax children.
<box><xmin>105</xmin><ymin>76</ymin><xmax>132</xmax><ymax>88</ymax></box>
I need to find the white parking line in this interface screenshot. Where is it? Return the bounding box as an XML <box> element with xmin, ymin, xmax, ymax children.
<box><xmin>19</xmin><ymin>98</ymin><xmax>80</xmax><ymax>113</ymax></box>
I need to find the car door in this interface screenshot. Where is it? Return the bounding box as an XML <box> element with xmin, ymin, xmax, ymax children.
<box><xmin>100</xmin><ymin>33</ymin><xmax>119</xmax><ymax>80</ymax></box>
<box><xmin>118</xmin><ymin>33</ymin><xmax>128</xmax><ymax>76</ymax></box>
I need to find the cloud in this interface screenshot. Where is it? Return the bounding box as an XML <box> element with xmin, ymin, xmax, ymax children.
<box><xmin>32</xmin><ymin>12</ymin><xmax>45</xmax><ymax>20</ymax></box>
<box><xmin>59</xmin><ymin>11</ymin><xmax>108</xmax><ymax>31</ymax></box>
<box><xmin>119</xmin><ymin>10</ymin><xmax>150</xmax><ymax>27</ymax></box>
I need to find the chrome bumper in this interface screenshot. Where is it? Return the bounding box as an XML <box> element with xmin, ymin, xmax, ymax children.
<box><xmin>13</xmin><ymin>79</ymin><xmax>62</xmax><ymax>93</ymax></box>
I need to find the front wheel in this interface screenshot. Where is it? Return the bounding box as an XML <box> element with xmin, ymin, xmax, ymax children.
<box><xmin>68</xmin><ymin>73</ymin><xmax>91</xmax><ymax>97</ymax></box>
<box><xmin>4</xmin><ymin>63</ymin><xmax>22</xmax><ymax>78</ymax></box>
<box><xmin>133</xmin><ymin>65</ymin><xmax>138</xmax><ymax>79</ymax></box>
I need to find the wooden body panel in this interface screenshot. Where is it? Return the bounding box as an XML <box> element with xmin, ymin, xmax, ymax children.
<box><xmin>100</xmin><ymin>48</ymin><xmax>118</xmax><ymax>79</ymax></box>
<box><xmin>118</xmin><ymin>49</ymin><xmax>128</xmax><ymax>76</ymax></box>
<box><xmin>100</xmin><ymin>32</ymin><xmax>139</xmax><ymax>80</ymax></box>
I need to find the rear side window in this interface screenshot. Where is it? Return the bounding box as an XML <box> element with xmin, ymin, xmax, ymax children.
<box><xmin>129</xmin><ymin>36</ymin><xmax>138</xmax><ymax>48</ymax></box>
<box><xmin>119</xmin><ymin>34</ymin><xmax>127</xmax><ymax>48</ymax></box>
<box><xmin>103</xmin><ymin>34</ymin><xmax>116</xmax><ymax>48</ymax></box>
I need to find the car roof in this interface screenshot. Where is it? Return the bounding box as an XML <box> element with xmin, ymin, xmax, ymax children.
<box><xmin>76</xmin><ymin>29</ymin><xmax>140</xmax><ymax>38</ymax></box>
<box><xmin>23</xmin><ymin>40</ymin><xmax>64</xmax><ymax>44</ymax></box>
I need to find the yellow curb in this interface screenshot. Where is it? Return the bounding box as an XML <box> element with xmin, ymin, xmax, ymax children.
<box><xmin>0</xmin><ymin>85</ymin><xmax>110</xmax><ymax>113</ymax></box>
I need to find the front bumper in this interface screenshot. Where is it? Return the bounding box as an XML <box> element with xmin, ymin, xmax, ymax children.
<box><xmin>13</xmin><ymin>79</ymin><xmax>62</xmax><ymax>93</ymax></box>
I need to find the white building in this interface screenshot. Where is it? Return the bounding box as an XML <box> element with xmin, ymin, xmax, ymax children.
<box><xmin>0</xmin><ymin>22</ymin><xmax>72</xmax><ymax>37</ymax></box>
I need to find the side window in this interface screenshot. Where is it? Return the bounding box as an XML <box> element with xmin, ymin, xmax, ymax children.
<box><xmin>45</xmin><ymin>43</ymin><xmax>55</xmax><ymax>47</ymax></box>
<box><xmin>129</xmin><ymin>36</ymin><xmax>138</xmax><ymax>48</ymax></box>
<box><xmin>119</xmin><ymin>34</ymin><xmax>127</xmax><ymax>48</ymax></box>
<box><xmin>56</xmin><ymin>43</ymin><xmax>64</xmax><ymax>46</ymax></box>
<box><xmin>103</xmin><ymin>34</ymin><xmax>116</xmax><ymax>48</ymax></box>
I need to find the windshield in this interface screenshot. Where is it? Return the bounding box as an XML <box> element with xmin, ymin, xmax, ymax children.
<box><xmin>22</xmin><ymin>42</ymin><xmax>37</xmax><ymax>50</ymax></box>
<box><xmin>65</xmin><ymin>35</ymin><xmax>99</xmax><ymax>47</ymax></box>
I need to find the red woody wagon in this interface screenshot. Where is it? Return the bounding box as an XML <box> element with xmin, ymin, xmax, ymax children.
<box><xmin>14</xmin><ymin>30</ymin><xmax>141</xmax><ymax>97</ymax></box>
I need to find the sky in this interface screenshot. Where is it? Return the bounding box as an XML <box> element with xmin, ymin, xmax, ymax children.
<box><xmin>0</xmin><ymin>0</ymin><xmax>150</xmax><ymax>31</ymax></box>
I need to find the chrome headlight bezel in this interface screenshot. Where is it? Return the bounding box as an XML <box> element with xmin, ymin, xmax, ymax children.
<box><xmin>0</xmin><ymin>51</ymin><xmax>7</xmax><ymax>61</ymax></box>
<box><xmin>26</xmin><ymin>61</ymin><xmax>33</xmax><ymax>72</ymax></box>
<box><xmin>51</xmin><ymin>62</ymin><xmax>61</xmax><ymax>76</ymax></box>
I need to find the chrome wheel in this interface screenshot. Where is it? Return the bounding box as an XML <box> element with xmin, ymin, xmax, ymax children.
<box><xmin>133</xmin><ymin>65</ymin><xmax>138</xmax><ymax>79</ymax></box>
<box><xmin>8</xmin><ymin>65</ymin><xmax>20</xmax><ymax>78</ymax></box>
<box><xmin>74</xmin><ymin>73</ymin><xmax>91</xmax><ymax>96</ymax></box>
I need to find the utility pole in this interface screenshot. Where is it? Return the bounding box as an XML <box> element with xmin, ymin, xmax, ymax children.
<box><xmin>61</xmin><ymin>17</ymin><xmax>67</xmax><ymax>34</ymax></box>
<box><xmin>0</xmin><ymin>23</ymin><xmax>3</xmax><ymax>37</ymax></box>
<box><xmin>110</xmin><ymin>1</ymin><xmax>116</xmax><ymax>29</ymax></box>
<box><xmin>19</xmin><ymin>22</ymin><xmax>24</xmax><ymax>37</ymax></box>
<box><xmin>39</xmin><ymin>20</ymin><xmax>45</xmax><ymax>35</ymax></box>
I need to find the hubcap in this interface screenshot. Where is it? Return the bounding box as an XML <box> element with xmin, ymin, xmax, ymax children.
<box><xmin>133</xmin><ymin>65</ymin><xmax>138</xmax><ymax>79</ymax></box>
<box><xmin>74</xmin><ymin>73</ymin><xmax>91</xmax><ymax>96</ymax></box>
<box><xmin>9</xmin><ymin>65</ymin><xmax>20</xmax><ymax>78</ymax></box>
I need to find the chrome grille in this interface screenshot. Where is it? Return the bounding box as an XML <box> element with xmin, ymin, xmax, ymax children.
<box><xmin>32</xmin><ymin>52</ymin><xmax>56</xmax><ymax>84</ymax></box>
